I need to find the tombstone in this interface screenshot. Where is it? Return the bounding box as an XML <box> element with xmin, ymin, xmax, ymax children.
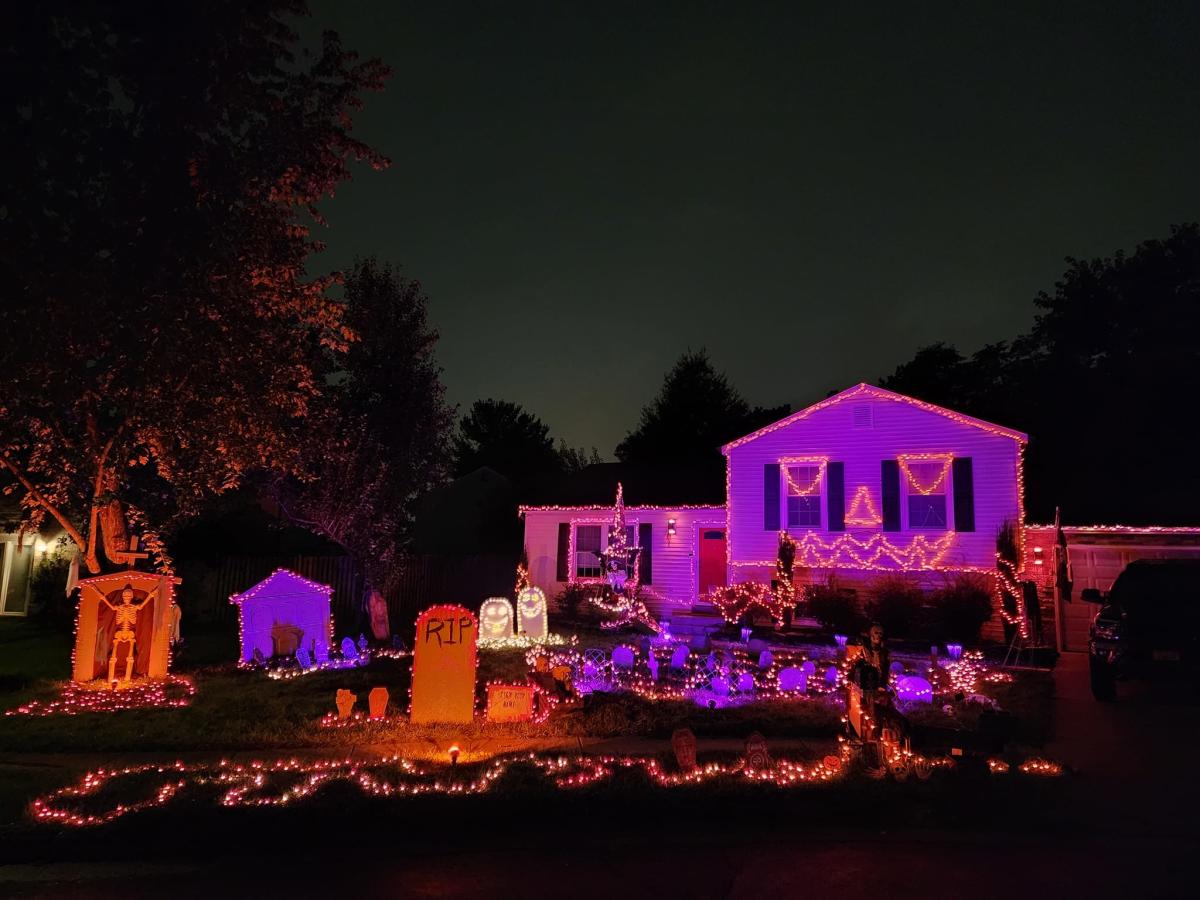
<box><xmin>358</xmin><ymin>634</ymin><xmax>369</xmax><ymax>656</ymax></box>
<box><xmin>800</xmin><ymin>660</ymin><xmax>816</xmax><ymax>678</ymax></box>
<box><xmin>612</xmin><ymin>646</ymin><xmax>635</xmax><ymax>672</ymax></box>
<box><xmin>296</xmin><ymin>646</ymin><xmax>312</xmax><ymax>670</ymax></box>
<box><xmin>670</xmin><ymin>645</ymin><xmax>689</xmax><ymax>670</ymax></box>
<box><xmin>744</xmin><ymin>731</ymin><xmax>772</xmax><ymax>770</ymax></box>
<box><xmin>890</xmin><ymin>660</ymin><xmax>905</xmax><ymax>676</ymax></box>
<box><xmin>409</xmin><ymin>605</ymin><xmax>478</xmax><ymax>724</ymax></box>
<box><xmin>671</xmin><ymin>727</ymin><xmax>697</xmax><ymax>772</ymax></box>
<box><xmin>736</xmin><ymin>672</ymin><xmax>756</xmax><ymax>693</ymax></box>
<box><xmin>824</xmin><ymin>665</ymin><xmax>840</xmax><ymax>687</ymax></box>
<box><xmin>314</xmin><ymin>642</ymin><xmax>330</xmax><ymax>665</ymax></box>
<box><xmin>647</xmin><ymin>653</ymin><xmax>660</xmax><ymax>682</ymax></box>
<box><xmin>479</xmin><ymin>597</ymin><xmax>514</xmax><ymax>641</ymax></box>
<box><xmin>516</xmin><ymin>587</ymin><xmax>548</xmax><ymax>639</ymax></box>
<box><xmin>778</xmin><ymin>667</ymin><xmax>807</xmax><ymax>692</ymax></box>
<box><xmin>251</xmin><ymin>648</ymin><xmax>266</xmax><ymax>667</ymax></box>
<box><xmin>895</xmin><ymin>675</ymin><xmax>933</xmax><ymax>704</ymax></box>
<box><xmin>368</xmin><ymin>590</ymin><xmax>391</xmax><ymax>642</ymax></box>
<box><xmin>341</xmin><ymin>637</ymin><xmax>358</xmax><ymax>661</ymax></box>
<box><xmin>486</xmin><ymin>683</ymin><xmax>535</xmax><ymax>722</ymax></box>
<box><xmin>368</xmin><ymin>686</ymin><xmax>389</xmax><ymax>719</ymax></box>
<box><xmin>711</xmin><ymin>676</ymin><xmax>730</xmax><ymax>697</ymax></box>
<box><xmin>705</xmin><ymin>651</ymin><xmax>718</xmax><ymax>672</ymax></box>
<box><xmin>335</xmin><ymin>689</ymin><xmax>356</xmax><ymax>720</ymax></box>
<box><xmin>757</xmin><ymin>650</ymin><xmax>774</xmax><ymax>670</ymax></box>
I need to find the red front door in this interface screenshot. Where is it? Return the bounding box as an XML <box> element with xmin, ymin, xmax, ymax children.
<box><xmin>698</xmin><ymin>529</ymin><xmax>727</xmax><ymax>597</ymax></box>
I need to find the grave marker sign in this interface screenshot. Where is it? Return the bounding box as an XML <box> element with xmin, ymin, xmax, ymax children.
<box><xmin>485</xmin><ymin>683</ymin><xmax>535</xmax><ymax>722</ymax></box>
<box><xmin>410</xmin><ymin>605</ymin><xmax>478</xmax><ymax>724</ymax></box>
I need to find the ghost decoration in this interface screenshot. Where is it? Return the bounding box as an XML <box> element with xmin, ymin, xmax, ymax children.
<box><xmin>516</xmin><ymin>587</ymin><xmax>548</xmax><ymax>639</ymax></box>
<box><xmin>479</xmin><ymin>597</ymin><xmax>514</xmax><ymax>641</ymax></box>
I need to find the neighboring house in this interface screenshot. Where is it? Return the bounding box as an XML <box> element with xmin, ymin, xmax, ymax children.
<box><xmin>521</xmin><ymin>384</ymin><xmax>1027</xmax><ymax>623</ymax></box>
<box><xmin>0</xmin><ymin>499</ymin><xmax>65</xmax><ymax>617</ymax></box>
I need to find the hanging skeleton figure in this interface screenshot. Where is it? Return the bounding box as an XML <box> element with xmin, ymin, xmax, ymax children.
<box><xmin>100</xmin><ymin>584</ymin><xmax>155</xmax><ymax>688</ymax></box>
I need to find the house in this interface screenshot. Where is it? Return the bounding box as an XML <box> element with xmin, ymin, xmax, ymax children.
<box><xmin>230</xmin><ymin>568</ymin><xmax>333</xmax><ymax>663</ymax></box>
<box><xmin>0</xmin><ymin>498</ymin><xmax>65</xmax><ymax>617</ymax></box>
<box><xmin>520</xmin><ymin>384</ymin><xmax>1027</xmax><ymax>626</ymax></box>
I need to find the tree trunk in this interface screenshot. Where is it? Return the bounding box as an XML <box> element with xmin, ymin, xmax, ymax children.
<box><xmin>99</xmin><ymin>497</ymin><xmax>130</xmax><ymax>567</ymax></box>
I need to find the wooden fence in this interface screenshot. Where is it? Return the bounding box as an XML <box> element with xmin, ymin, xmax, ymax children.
<box><xmin>178</xmin><ymin>552</ymin><xmax>516</xmax><ymax>638</ymax></box>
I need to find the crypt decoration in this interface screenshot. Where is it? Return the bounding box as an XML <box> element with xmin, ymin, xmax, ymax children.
<box><xmin>230</xmin><ymin>569</ymin><xmax>332</xmax><ymax>665</ymax></box>
<box><xmin>409</xmin><ymin>604</ymin><xmax>478</xmax><ymax>725</ymax></box>
<box><xmin>72</xmin><ymin>571</ymin><xmax>180</xmax><ymax>686</ymax></box>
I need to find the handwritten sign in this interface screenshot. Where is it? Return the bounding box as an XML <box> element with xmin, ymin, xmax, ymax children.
<box><xmin>485</xmin><ymin>683</ymin><xmax>535</xmax><ymax>723</ymax></box>
<box><xmin>409</xmin><ymin>605</ymin><xmax>477</xmax><ymax>724</ymax></box>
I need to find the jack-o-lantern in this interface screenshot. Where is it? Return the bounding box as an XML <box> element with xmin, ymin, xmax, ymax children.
<box><xmin>516</xmin><ymin>587</ymin><xmax>547</xmax><ymax>639</ymax></box>
<box><xmin>479</xmin><ymin>597</ymin><xmax>514</xmax><ymax>640</ymax></box>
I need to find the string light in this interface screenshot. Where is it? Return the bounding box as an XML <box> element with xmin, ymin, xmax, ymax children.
<box><xmin>844</xmin><ymin>486</ymin><xmax>883</xmax><ymax>526</ymax></box>
<box><xmin>780</xmin><ymin>457</ymin><xmax>827</xmax><ymax>496</ymax></box>
<box><xmin>6</xmin><ymin>675</ymin><xmax>195</xmax><ymax>717</ymax></box>
<box><xmin>897</xmin><ymin>453</ymin><xmax>953</xmax><ymax>495</ymax></box>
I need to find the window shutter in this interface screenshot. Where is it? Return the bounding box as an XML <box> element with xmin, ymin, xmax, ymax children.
<box><xmin>826</xmin><ymin>462</ymin><xmax>845</xmax><ymax>531</ymax></box>
<box><xmin>638</xmin><ymin>522</ymin><xmax>653</xmax><ymax>584</ymax></box>
<box><xmin>952</xmin><ymin>457</ymin><xmax>975</xmax><ymax>532</ymax></box>
<box><xmin>555</xmin><ymin>523</ymin><xmax>570</xmax><ymax>581</ymax></box>
<box><xmin>881</xmin><ymin>460</ymin><xmax>901</xmax><ymax>532</ymax></box>
<box><xmin>764</xmin><ymin>463</ymin><xmax>781</xmax><ymax>530</ymax></box>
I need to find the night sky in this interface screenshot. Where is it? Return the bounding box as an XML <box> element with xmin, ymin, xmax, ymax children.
<box><xmin>310</xmin><ymin>1</ymin><xmax>1200</xmax><ymax>454</ymax></box>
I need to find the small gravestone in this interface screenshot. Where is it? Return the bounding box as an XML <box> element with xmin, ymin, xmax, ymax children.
<box><xmin>711</xmin><ymin>676</ymin><xmax>730</xmax><ymax>696</ymax></box>
<box><xmin>672</xmin><ymin>728</ymin><xmax>697</xmax><ymax>772</ymax></box>
<box><xmin>670</xmin><ymin>645</ymin><xmax>689</xmax><ymax>670</ymax></box>
<box><xmin>825</xmin><ymin>665</ymin><xmax>840</xmax><ymax>686</ymax></box>
<box><xmin>758</xmin><ymin>650</ymin><xmax>773</xmax><ymax>669</ymax></box>
<box><xmin>647</xmin><ymin>653</ymin><xmax>660</xmax><ymax>682</ymax></box>
<box><xmin>612</xmin><ymin>646</ymin><xmax>635</xmax><ymax>671</ymax></box>
<box><xmin>314</xmin><ymin>642</ymin><xmax>329</xmax><ymax>665</ymax></box>
<box><xmin>778</xmin><ymin>667</ymin><xmax>807</xmax><ymax>692</ymax></box>
<box><xmin>705</xmin><ymin>651</ymin><xmax>718</xmax><ymax>672</ymax></box>
<box><xmin>358</xmin><ymin>634</ymin><xmax>369</xmax><ymax>656</ymax></box>
<box><xmin>737</xmin><ymin>672</ymin><xmax>756</xmax><ymax>693</ymax></box>
<box><xmin>744</xmin><ymin>731</ymin><xmax>772</xmax><ymax>770</ymax></box>
<box><xmin>516</xmin><ymin>587</ymin><xmax>548</xmax><ymax>639</ymax></box>
<box><xmin>409</xmin><ymin>605</ymin><xmax>478</xmax><ymax>724</ymax></box>
<box><xmin>341</xmin><ymin>637</ymin><xmax>358</xmax><ymax>661</ymax></box>
<box><xmin>363</xmin><ymin>686</ymin><xmax>387</xmax><ymax>719</ymax></box>
<box><xmin>800</xmin><ymin>660</ymin><xmax>816</xmax><ymax>677</ymax></box>
<box><xmin>335</xmin><ymin>689</ymin><xmax>356</xmax><ymax>719</ymax></box>
<box><xmin>296</xmin><ymin>646</ymin><xmax>312</xmax><ymax>670</ymax></box>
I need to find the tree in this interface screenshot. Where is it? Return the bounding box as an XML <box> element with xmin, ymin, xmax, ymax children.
<box><xmin>557</xmin><ymin>441</ymin><xmax>604</xmax><ymax>475</ymax></box>
<box><xmin>452</xmin><ymin>400</ymin><xmax>563</xmax><ymax>487</ymax></box>
<box><xmin>880</xmin><ymin>224</ymin><xmax>1200</xmax><ymax>523</ymax></box>
<box><xmin>615</xmin><ymin>350</ymin><xmax>789</xmax><ymax>469</ymax></box>
<box><xmin>0</xmin><ymin>3</ymin><xmax>389</xmax><ymax>573</ymax></box>
<box><xmin>269</xmin><ymin>258</ymin><xmax>454</xmax><ymax>592</ymax></box>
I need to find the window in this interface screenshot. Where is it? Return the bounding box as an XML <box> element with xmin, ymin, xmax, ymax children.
<box><xmin>574</xmin><ymin>525</ymin><xmax>602</xmax><ymax>578</ymax></box>
<box><xmin>785</xmin><ymin>463</ymin><xmax>823</xmax><ymax>528</ymax></box>
<box><xmin>902</xmin><ymin>458</ymin><xmax>950</xmax><ymax>530</ymax></box>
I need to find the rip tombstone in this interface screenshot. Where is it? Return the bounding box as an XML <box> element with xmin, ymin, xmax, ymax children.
<box><xmin>409</xmin><ymin>605</ymin><xmax>478</xmax><ymax>725</ymax></box>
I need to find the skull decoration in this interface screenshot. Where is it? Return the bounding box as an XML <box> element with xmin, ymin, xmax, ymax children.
<box><xmin>516</xmin><ymin>587</ymin><xmax>547</xmax><ymax>639</ymax></box>
<box><xmin>479</xmin><ymin>597</ymin><xmax>514</xmax><ymax>641</ymax></box>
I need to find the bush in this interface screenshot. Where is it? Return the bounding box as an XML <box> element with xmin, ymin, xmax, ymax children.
<box><xmin>865</xmin><ymin>575</ymin><xmax>926</xmax><ymax>638</ymax></box>
<box><xmin>929</xmin><ymin>574</ymin><xmax>994</xmax><ymax>643</ymax></box>
<box><xmin>554</xmin><ymin>583</ymin><xmax>593</xmax><ymax>621</ymax></box>
<box><xmin>805</xmin><ymin>579</ymin><xmax>863</xmax><ymax>635</ymax></box>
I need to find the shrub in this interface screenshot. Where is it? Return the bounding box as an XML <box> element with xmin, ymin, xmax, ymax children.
<box><xmin>554</xmin><ymin>583</ymin><xmax>593</xmax><ymax>621</ymax></box>
<box><xmin>929</xmin><ymin>574</ymin><xmax>995</xmax><ymax>643</ymax></box>
<box><xmin>865</xmin><ymin>575</ymin><xmax>926</xmax><ymax>638</ymax></box>
<box><xmin>805</xmin><ymin>579</ymin><xmax>863</xmax><ymax>635</ymax></box>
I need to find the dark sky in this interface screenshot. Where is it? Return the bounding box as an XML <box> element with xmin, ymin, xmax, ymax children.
<box><xmin>309</xmin><ymin>1</ymin><xmax>1200</xmax><ymax>455</ymax></box>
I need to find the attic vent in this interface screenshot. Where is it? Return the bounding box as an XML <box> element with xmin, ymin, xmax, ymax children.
<box><xmin>853</xmin><ymin>404</ymin><xmax>873</xmax><ymax>428</ymax></box>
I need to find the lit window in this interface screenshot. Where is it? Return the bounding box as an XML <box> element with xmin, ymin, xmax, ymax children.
<box><xmin>785</xmin><ymin>464</ymin><xmax>822</xmax><ymax>528</ymax></box>
<box><xmin>903</xmin><ymin>459</ymin><xmax>949</xmax><ymax>530</ymax></box>
<box><xmin>575</xmin><ymin>525</ymin><xmax>602</xmax><ymax>578</ymax></box>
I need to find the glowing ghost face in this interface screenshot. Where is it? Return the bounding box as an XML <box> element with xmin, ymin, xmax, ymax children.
<box><xmin>516</xmin><ymin>587</ymin><xmax>547</xmax><ymax>639</ymax></box>
<box><xmin>479</xmin><ymin>598</ymin><xmax>513</xmax><ymax>639</ymax></box>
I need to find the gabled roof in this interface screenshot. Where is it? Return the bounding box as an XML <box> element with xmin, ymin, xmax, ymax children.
<box><xmin>721</xmin><ymin>383</ymin><xmax>1028</xmax><ymax>453</ymax></box>
<box><xmin>229</xmin><ymin>568</ymin><xmax>333</xmax><ymax>604</ymax></box>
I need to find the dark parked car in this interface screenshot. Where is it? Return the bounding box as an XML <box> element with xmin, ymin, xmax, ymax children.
<box><xmin>1085</xmin><ymin>559</ymin><xmax>1200</xmax><ymax>701</ymax></box>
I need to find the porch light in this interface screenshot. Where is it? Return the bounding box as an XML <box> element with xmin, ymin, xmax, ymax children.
<box><xmin>666</xmin><ymin>518</ymin><xmax>677</xmax><ymax>539</ymax></box>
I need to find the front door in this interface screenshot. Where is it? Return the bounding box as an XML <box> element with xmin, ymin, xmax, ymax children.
<box><xmin>698</xmin><ymin>529</ymin><xmax>727</xmax><ymax>598</ymax></box>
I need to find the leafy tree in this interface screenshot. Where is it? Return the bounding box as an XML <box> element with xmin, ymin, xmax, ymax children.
<box><xmin>557</xmin><ymin>441</ymin><xmax>604</xmax><ymax>475</ymax></box>
<box><xmin>881</xmin><ymin>223</ymin><xmax>1200</xmax><ymax>523</ymax></box>
<box><xmin>452</xmin><ymin>400</ymin><xmax>563</xmax><ymax>487</ymax></box>
<box><xmin>0</xmin><ymin>3</ymin><xmax>389</xmax><ymax>573</ymax></box>
<box><xmin>616</xmin><ymin>350</ymin><xmax>789</xmax><ymax>469</ymax></box>
<box><xmin>269</xmin><ymin>259</ymin><xmax>454</xmax><ymax>592</ymax></box>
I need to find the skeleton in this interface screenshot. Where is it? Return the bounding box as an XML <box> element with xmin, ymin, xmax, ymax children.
<box><xmin>99</xmin><ymin>584</ymin><xmax>155</xmax><ymax>687</ymax></box>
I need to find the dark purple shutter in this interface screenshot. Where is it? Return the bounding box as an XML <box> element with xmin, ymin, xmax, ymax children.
<box><xmin>881</xmin><ymin>460</ymin><xmax>901</xmax><ymax>532</ymax></box>
<box><xmin>826</xmin><ymin>461</ymin><xmax>845</xmax><ymax>531</ymax></box>
<box><xmin>764</xmin><ymin>463</ymin><xmax>781</xmax><ymax>530</ymax></box>
<box><xmin>638</xmin><ymin>522</ymin><xmax>653</xmax><ymax>584</ymax></box>
<box><xmin>952</xmin><ymin>457</ymin><xmax>975</xmax><ymax>532</ymax></box>
<box><xmin>555</xmin><ymin>522</ymin><xmax>570</xmax><ymax>581</ymax></box>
